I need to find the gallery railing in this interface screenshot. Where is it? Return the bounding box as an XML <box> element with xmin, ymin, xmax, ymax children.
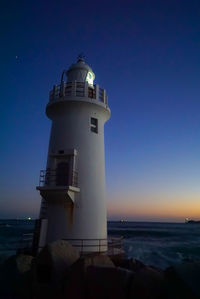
<box><xmin>39</xmin><ymin>169</ymin><xmax>78</xmax><ymax>188</ymax></box>
<box><xmin>49</xmin><ymin>81</ymin><xmax>108</xmax><ymax>106</ymax></box>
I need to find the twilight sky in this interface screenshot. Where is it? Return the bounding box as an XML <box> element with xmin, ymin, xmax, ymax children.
<box><xmin>1</xmin><ymin>0</ymin><xmax>200</xmax><ymax>221</ymax></box>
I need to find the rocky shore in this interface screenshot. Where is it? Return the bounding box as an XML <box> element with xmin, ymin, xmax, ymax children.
<box><xmin>0</xmin><ymin>240</ymin><xmax>199</xmax><ymax>299</ymax></box>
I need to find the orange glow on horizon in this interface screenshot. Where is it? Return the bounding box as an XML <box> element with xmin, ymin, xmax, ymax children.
<box><xmin>107</xmin><ymin>193</ymin><xmax>200</xmax><ymax>221</ymax></box>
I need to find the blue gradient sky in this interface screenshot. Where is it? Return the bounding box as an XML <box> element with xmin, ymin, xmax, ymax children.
<box><xmin>1</xmin><ymin>0</ymin><xmax>200</xmax><ymax>221</ymax></box>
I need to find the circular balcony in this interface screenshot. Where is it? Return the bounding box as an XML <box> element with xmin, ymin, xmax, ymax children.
<box><xmin>48</xmin><ymin>81</ymin><xmax>108</xmax><ymax>107</ymax></box>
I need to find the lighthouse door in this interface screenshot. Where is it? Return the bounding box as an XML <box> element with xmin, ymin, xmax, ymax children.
<box><xmin>56</xmin><ymin>162</ymin><xmax>69</xmax><ymax>186</ymax></box>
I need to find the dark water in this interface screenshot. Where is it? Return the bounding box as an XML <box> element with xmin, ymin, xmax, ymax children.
<box><xmin>0</xmin><ymin>219</ymin><xmax>200</xmax><ymax>269</ymax></box>
<box><xmin>0</xmin><ymin>219</ymin><xmax>35</xmax><ymax>262</ymax></box>
<box><xmin>108</xmin><ymin>221</ymin><xmax>200</xmax><ymax>269</ymax></box>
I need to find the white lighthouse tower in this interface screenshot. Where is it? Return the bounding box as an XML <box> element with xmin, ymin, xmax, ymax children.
<box><xmin>36</xmin><ymin>56</ymin><xmax>110</xmax><ymax>253</ymax></box>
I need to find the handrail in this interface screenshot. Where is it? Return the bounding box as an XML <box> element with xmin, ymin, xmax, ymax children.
<box><xmin>1</xmin><ymin>235</ymin><xmax>123</xmax><ymax>256</ymax></box>
<box><xmin>63</xmin><ymin>236</ymin><xmax>123</xmax><ymax>254</ymax></box>
<box><xmin>39</xmin><ymin>169</ymin><xmax>78</xmax><ymax>187</ymax></box>
<box><xmin>49</xmin><ymin>81</ymin><xmax>108</xmax><ymax>106</ymax></box>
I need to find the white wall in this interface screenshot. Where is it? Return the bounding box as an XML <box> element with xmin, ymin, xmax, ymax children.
<box><xmin>43</xmin><ymin>98</ymin><xmax>110</xmax><ymax>251</ymax></box>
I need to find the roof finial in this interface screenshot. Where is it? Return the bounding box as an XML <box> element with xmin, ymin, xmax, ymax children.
<box><xmin>77</xmin><ymin>53</ymin><xmax>85</xmax><ymax>62</ymax></box>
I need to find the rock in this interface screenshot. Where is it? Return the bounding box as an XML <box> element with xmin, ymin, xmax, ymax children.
<box><xmin>35</xmin><ymin>240</ymin><xmax>79</xmax><ymax>282</ymax></box>
<box><xmin>111</xmin><ymin>256</ymin><xmax>130</xmax><ymax>268</ymax></box>
<box><xmin>80</xmin><ymin>254</ymin><xmax>115</xmax><ymax>272</ymax></box>
<box><xmin>16</xmin><ymin>254</ymin><xmax>34</xmax><ymax>273</ymax></box>
<box><xmin>85</xmin><ymin>265</ymin><xmax>134</xmax><ymax>299</ymax></box>
<box><xmin>165</xmin><ymin>261</ymin><xmax>200</xmax><ymax>299</ymax></box>
<box><xmin>112</xmin><ymin>257</ymin><xmax>146</xmax><ymax>273</ymax></box>
<box><xmin>63</xmin><ymin>260</ymin><xmax>86</xmax><ymax>299</ymax></box>
<box><xmin>63</xmin><ymin>254</ymin><xmax>115</xmax><ymax>299</ymax></box>
<box><xmin>32</xmin><ymin>240</ymin><xmax>80</xmax><ymax>298</ymax></box>
<box><xmin>0</xmin><ymin>254</ymin><xmax>34</xmax><ymax>298</ymax></box>
<box><xmin>129</xmin><ymin>266</ymin><xmax>165</xmax><ymax>299</ymax></box>
<box><xmin>129</xmin><ymin>258</ymin><xmax>146</xmax><ymax>272</ymax></box>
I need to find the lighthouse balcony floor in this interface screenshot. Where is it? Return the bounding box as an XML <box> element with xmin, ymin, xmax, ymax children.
<box><xmin>36</xmin><ymin>185</ymin><xmax>80</xmax><ymax>204</ymax></box>
<box><xmin>36</xmin><ymin>169</ymin><xmax>80</xmax><ymax>204</ymax></box>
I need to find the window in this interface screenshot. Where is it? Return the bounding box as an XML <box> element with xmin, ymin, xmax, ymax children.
<box><xmin>90</xmin><ymin>117</ymin><xmax>98</xmax><ymax>133</ymax></box>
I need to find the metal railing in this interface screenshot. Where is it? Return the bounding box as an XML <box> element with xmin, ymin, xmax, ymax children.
<box><xmin>3</xmin><ymin>234</ymin><xmax>123</xmax><ymax>256</ymax></box>
<box><xmin>107</xmin><ymin>236</ymin><xmax>124</xmax><ymax>255</ymax></box>
<box><xmin>63</xmin><ymin>236</ymin><xmax>123</xmax><ymax>255</ymax></box>
<box><xmin>49</xmin><ymin>81</ymin><xmax>108</xmax><ymax>106</ymax></box>
<box><xmin>39</xmin><ymin>169</ymin><xmax>78</xmax><ymax>187</ymax></box>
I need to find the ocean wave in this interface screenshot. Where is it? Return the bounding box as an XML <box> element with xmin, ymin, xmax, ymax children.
<box><xmin>123</xmin><ymin>239</ymin><xmax>185</xmax><ymax>269</ymax></box>
<box><xmin>1</xmin><ymin>220</ymin><xmax>200</xmax><ymax>270</ymax></box>
<box><xmin>109</xmin><ymin>228</ymin><xmax>178</xmax><ymax>239</ymax></box>
<box><xmin>108</xmin><ymin>221</ymin><xmax>200</xmax><ymax>269</ymax></box>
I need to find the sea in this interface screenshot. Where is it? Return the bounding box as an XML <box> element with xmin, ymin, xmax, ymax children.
<box><xmin>0</xmin><ymin>219</ymin><xmax>200</xmax><ymax>269</ymax></box>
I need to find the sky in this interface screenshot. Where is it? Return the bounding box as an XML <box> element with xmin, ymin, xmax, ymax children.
<box><xmin>0</xmin><ymin>0</ymin><xmax>200</xmax><ymax>221</ymax></box>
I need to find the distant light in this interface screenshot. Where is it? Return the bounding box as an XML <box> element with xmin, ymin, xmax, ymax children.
<box><xmin>27</xmin><ymin>217</ymin><xmax>31</xmax><ymax>220</ymax></box>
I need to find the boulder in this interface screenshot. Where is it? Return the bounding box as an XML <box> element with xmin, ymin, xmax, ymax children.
<box><xmin>86</xmin><ymin>265</ymin><xmax>134</xmax><ymax>299</ymax></box>
<box><xmin>128</xmin><ymin>266</ymin><xmax>165</xmax><ymax>299</ymax></box>
<box><xmin>0</xmin><ymin>254</ymin><xmax>34</xmax><ymax>298</ymax></box>
<box><xmin>112</xmin><ymin>257</ymin><xmax>146</xmax><ymax>272</ymax></box>
<box><xmin>35</xmin><ymin>240</ymin><xmax>79</xmax><ymax>282</ymax></box>
<box><xmin>165</xmin><ymin>261</ymin><xmax>200</xmax><ymax>299</ymax></box>
<box><xmin>32</xmin><ymin>240</ymin><xmax>80</xmax><ymax>298</ymax></box>
<box><xmin>129</xmin><ymin>258</ymin><xmax>146</xmax><ymax>272</ymax></box>
<box><xmin>79</xmin><ymin>254</ymin><xmax>115</xmax><ymax>272</ymax></box>
<box><xmin>63</xmin><ymin>254</ymin><xmax>115</xmax><ymax>299</ymax></box>
<box><xmin>16</xmin><ymin>254</ymin><xmax>34</xmax><ymax>273</ymax></box>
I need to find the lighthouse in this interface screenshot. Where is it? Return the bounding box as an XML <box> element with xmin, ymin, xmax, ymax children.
<box><xmin>35</xmin><ymin>56</ymin><xmax>110</xmax><ymax>253</ymax></box>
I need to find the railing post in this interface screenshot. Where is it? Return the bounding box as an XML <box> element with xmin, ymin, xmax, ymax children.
<box><xmin>95</xmin><ymin>84</ymin><xmax>99</xmax><ymax>101</ymax></box>
<box><xmin>84</xmin><ymin>81</ymin><xmax>89</xmax><ymax>98</ymax></box>
<box><xmin>103</xmin><ymin>89</ymin><xmax>106</xmax><ymax>104</ymax></box>
<box><xmin>105</xmin><ymin>95</ymin><xmax>108</xmax><ymax>106</ymax></box>
<box><xmin>59</xmin><ymin>82</ymin><xmax>64</xmax><ymax>97</ymax></box>
<box><xmin>53</xmin><ymin>85</ymin><xmax>57</xmax><ymax>100</ymax></box>
<box><xmin>39</xmin><ymin>171</ymin><xmax>41</xmax><ymax>186</ymax></box>
<box><xmin>72</xmin><ymin>81</ymin><xmax>76</xmax><ymax>97</ymax></box>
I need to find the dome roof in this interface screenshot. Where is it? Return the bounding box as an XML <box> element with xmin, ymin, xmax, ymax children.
<box><xmin>66</xmin><ymin>57</ymin><xmax>95</xmax><ymax>83</ymax></box>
